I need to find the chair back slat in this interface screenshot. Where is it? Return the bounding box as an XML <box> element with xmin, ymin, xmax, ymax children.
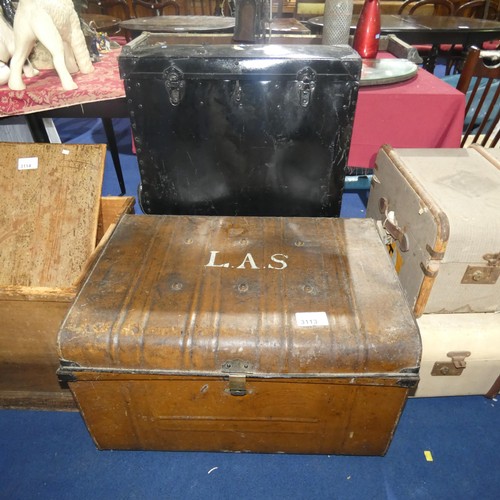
<box><xmin>457</xmin><ymin>47</ymin><xmax>500</xmax><ymax>147</ymax></box>
<box><xmin>473</xmin><ymin>86</ymin><xmax>500</xmax><ymax>145</ymax></box>
<box><xmin>490</xmin><ymin>117</ymin><xmax>500</xmax><ymax>147</ymax></box>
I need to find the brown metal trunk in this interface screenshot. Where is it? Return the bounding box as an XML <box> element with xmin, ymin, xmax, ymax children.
<box><xmin>58</xmin><ymin>215</ymin><xmax>421</xmax><ymax>454</ymax></box>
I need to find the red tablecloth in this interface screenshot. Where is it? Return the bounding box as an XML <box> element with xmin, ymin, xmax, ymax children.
<box><xmin>0</xmin><ymin>49</ymin><xmax>125</xmax><ymax>116</ymax></box>
<box><xmin>0</xmin><ymin>48</ymin><xmax>465</xmax><ymax>169</ymax></box>
<box><xmin>349</xmin><ymin>65</ymin><xmax>465</xmax><ymax>168</ymax></box>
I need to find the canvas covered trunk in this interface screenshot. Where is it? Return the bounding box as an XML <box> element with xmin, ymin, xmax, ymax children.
<box><xmin>366</xmin><ymin>145</ymin><xmax>500</xmax><ymax>317</ymax></box>
<box><xmin>413</xmin><ymin>313</ymin><xmax>500</xmax><ymax>398</ymax></box>
<box><xmin>119</xmin><ymin>34</ymin><xmax>361</xmax><ymax>217</ymax></box>
<box><xmin>58</xmin><ymin>215</ymin><xmax>421</xmax><ymax>455</ymax></box>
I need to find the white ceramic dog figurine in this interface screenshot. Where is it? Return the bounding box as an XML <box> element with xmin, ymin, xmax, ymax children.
<box><xmin>8</xmin><ymin>0</ymin><xmax>94</xmax><ymax>91</ymax></box>
<box><xmin>0</xmin><ymin>14</ymin><xmax>38</xmax><ymax>85</ymax></box>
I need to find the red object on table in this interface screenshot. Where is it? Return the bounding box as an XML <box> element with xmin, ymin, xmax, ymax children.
<box><xmin>0</xmin><ymin>48</ymin><xmax>464</xmax><ymax>171</ymax></box>
<box><xmin>353</xmin><ymin>0</ymin><xmax>381</xmax><ymax>59</ymax></box>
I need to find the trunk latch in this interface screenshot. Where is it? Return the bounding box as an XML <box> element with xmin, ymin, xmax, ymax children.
<box><xmin>222</xmin><ymin>359</ymin><xmax>252</xmax><ymax>396</ymax></box>
<box><xmin>297</xmin><ymin>67</ymin><xmax>316</xmax><ymax>108</ymax></box>
<box><xmin>378</xmin><ymin>197</ymin><xmax>409</xmax><ymax>252</ymax></box>
<box><xmin>164</xmin><ymin>65</ymin><xmax>185</xmax><ymax>106</ymax></box>
<box><xmin>461</xmin><ymin>252</ymin><xmax>500</xmax><ymax>285</ymax></box>
<box><xmin>431</xmin><ymin>351</ymin><xmax>471</xmax><ymax>376</ymax></box>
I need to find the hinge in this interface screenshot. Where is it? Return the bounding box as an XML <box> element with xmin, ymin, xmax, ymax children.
<box><xmin>222</xmin><ymin>359</ymin><xmax>252</xmax><ymax>396</ymax></box>
<box><xmin>396</xmin><ymin>366</ymin><xmax>420</xmax><ymax>388</ymax></box>
<box><xmin>461</xmin><ymin>252</ymin><xmax>500</xmax><ymax>285</ymax></box>
<box><xmin>431</xmin><ymin>351</ymin><xmax>471</xmax><ymax>376</ymax></box>
<box><xmin>164</xmin><ymin>65</ymin><xmax>185</xmax><ymax>106</ymax></box>
<box><xmin>400</xmin><ymin>366</ymin><xmax>420</xmax><ymax>375</ymax></box>
<box><xmin>297</xmin><ymin>67</ymin><xmax>317</xmax><ymax>108</ymax></box>
<box><xmin>57</xmin><ymin>359</ymin><xmax>80</xmax><ymax>383</ymax></box>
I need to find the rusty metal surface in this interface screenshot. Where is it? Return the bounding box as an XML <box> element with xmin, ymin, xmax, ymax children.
<box><xmin>59</xmin><ymin>215</ymin><xmax>420</xmax><ymax>377</ymax></box>
<box><xmin>68</xmin><ymin>377</ymin><xmax>411</xmax><ymax>454</ymax></box>
<box><xmin>58</xmin><ymin>215</ymin><xmax>421</xmax><ymax>454</ymax></box>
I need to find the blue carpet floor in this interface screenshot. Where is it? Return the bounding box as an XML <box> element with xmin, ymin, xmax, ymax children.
<box><xmin>1</xmin><ymin>396</ymin><xmax>498</xmax><ymax>499</ymax></box>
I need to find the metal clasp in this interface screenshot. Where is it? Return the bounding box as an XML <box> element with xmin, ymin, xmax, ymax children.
<box><xmin>222</xmin><ymin>359</ymin><xmax>252</xmax><ymax>396</ymax></box>
<box><xmin>461</xmin><ymin>252</ymin><xmax>500</xmax><ymax>285</ymax></box>
<box><xmin>232</xmin><ymin>80</ymin><xmax>242</xmax><ymax>104</ymax></box>
<box><xmin>431</xmin><ymin>351</ymin><xmax>471</xmax><ymax>376</ymax></box>
<box><xmin>297</xmin><ymin>67</ymin><xmax>316</xmax><ymax>108</ymax></box>
<box><xmin>378</xmin><ymin>197</ymin><xmax>409</xmax><ymax>252</ymax></box>
<box><xmin>164</xmin><ymin>65</ymin><xmax>185</xmax><ymax>106</ymax></box>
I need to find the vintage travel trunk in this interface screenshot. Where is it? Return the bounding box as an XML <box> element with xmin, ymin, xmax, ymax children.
<box><xmin>366</xmin><ymin>145</ymin><xmax>500</xmax><ymax>317</ymax></box>
<box><xmin>119</xmin><ymin>34</ymin><xmax>361</xmax><ymax>217</ymax></box>
<box><xmin>58</xmin><ymin>215</ymin><xmax>421</xmax><ymax>455</ymax></box>
<box><xmin>0</xmin><ymin>143</ymin><xmax>135</xmax><ymax>410</ymax></box>
<box><xmin>413</xmin><ymin>313</ymin><xmax>500</xmax><ymax>398</ymax></box>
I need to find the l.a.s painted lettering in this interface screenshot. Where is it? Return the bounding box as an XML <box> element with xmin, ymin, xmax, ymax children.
<box><xmin>268</xmin><ymin>254</ymin><xmax>288</xmax><ymax>270</ymax></box>
<box><xmin>205</xmin><ymin>251</ymin><xmax>288</xmax><ymax>270</ymax></box>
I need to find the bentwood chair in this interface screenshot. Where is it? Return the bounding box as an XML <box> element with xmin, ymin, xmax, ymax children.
<box><xmin>456</xmin><ymin>0</ymin><xmax>499</xmax><ymax>21</ymax></box>
<box><xmin>444</xmin><ymin>1</ymin><xmax>499</xmax><ymax>74</ymax></box>
<box><xmin>398</xmin><ymin>0</ymin><xmax>455</xmax><ymax>15</ymax></box>
<box><xmin>86</xmin><ymin>0</ymin><xmax>131</xmax><ymax>19</ymax></box>
<box><xmin>85</xmin><ymin>0</ymin><xmax>132</xmax><ymax>41</ymax></box>
<box><xmin>456</xmin><ymin>1</ymin><xmax>499</xmax><ymax>49</ymax></box>
<box><xmin>456</xmin><ymin>46</ymin><xmax>500</xmax><ymax>147</ymax></box>
<box><xmin>132</xmin><ymin>0</ymin><xmax>181</xmax><ymax>17</ymax></box>
<box><xmin>397</xmin><ymin>0</ymin><xmax>456</xmax><ymax>72</ymax></box>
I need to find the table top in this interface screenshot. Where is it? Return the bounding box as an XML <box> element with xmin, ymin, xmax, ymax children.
<box><xmin>270</xmin><ymin>18</ymin><xmax>311</xmax><ymax>34</ymax></box>
<box><xmin>309</xmin><ymin>14</ymin><xmax>500</xmax><ymax>32</ymax></box>
<box><xmin>120</xmin><ymin>15</ymin><xmax>236</xmax><ymax>33</ymax></box>
<box><xmin>392</xmin><ymin>15</ymin><xmax>500</xmax><ymax>32</ymax></box>
<box><xmin>309</xmin><ymin>14</ymin><xmax>500</xmax><ymax>43</ymax></box>
<box><xmin>120</xmin><ymin>16</ymin><xmax>312</xmax><ymax>35</ymax></box>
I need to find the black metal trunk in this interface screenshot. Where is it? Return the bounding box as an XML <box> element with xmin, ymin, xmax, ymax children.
<box><xmin>119</xmin><ymin>35</ymin><xmax>361</xmax><ymax>217</ymax></box>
